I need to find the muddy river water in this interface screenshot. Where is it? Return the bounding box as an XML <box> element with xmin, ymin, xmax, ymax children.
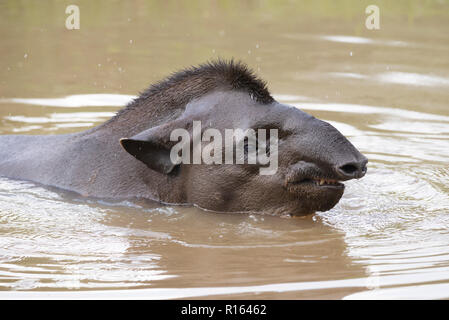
<box><xmin>0</xmin><ymin>1</ymin><xmax>448</xmax><ymax>299</ymax></box>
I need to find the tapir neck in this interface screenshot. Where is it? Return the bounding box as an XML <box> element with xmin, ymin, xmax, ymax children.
<box><xmin>0</xmin><ymin>126</ymin><xmax>187</xmax><ymax>205</ymax></box>
<box><xmin>91</xmin><ymin>99</ymin><xmax>185</xmax><ymax>139</ymax></box>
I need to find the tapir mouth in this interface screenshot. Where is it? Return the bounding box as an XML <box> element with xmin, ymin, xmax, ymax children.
<box><xmin>284</xmin><ymin>172</ymin><xmax>347</xmax><ymax>214</ymax></box>
<box><xmin>284</xmin><ymin>161</ymin><xmax>348</xmax><ymax>193</ymax></box>
<box><xmin>283</xmin><ymin>156</ymin><xmax>367</xmax><ymax>197</ymax></box>
<box><xmin>289</xmin><ymin>177</ymin><xmax>345</xmax><ymax>189</ymax></box>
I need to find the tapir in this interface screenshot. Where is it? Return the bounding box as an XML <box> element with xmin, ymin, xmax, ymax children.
<box><xmin>0</xmin><ymin>60</ymin><xmax>367</xmax><ymax>216</ymax></box>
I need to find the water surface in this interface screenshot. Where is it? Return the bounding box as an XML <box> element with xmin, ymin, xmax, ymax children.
<box><xmin>0</xmin><ymin>0</ymin><xmax>448</xmax><ymax>299</ymax></box>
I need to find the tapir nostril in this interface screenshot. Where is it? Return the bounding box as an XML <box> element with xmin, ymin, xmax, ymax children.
<box><xmin>336</xmin><ymin>160</ymin><xmax>367</xmax><ymax>179</ymax></box>
<box><xmin>340</xmin><ymin>164</ymin><xmax>358</xmax><ymax>175</ymax></box>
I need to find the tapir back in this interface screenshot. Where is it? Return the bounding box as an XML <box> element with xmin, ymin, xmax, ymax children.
<box><xmin>0</xmin><ymin>134</ymin><xmax>71</xmax><ymax>184</ymax></box>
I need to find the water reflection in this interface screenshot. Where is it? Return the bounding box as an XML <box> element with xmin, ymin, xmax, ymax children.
<box><xmin>321</xmin><ymin>35</ymin><xmax>407</xmax><ymax>47</ymax></box>
<box><xmin>0</xmin><ymin>95</ymin><xmax>136</xmax><ymax>108</ymax></box>
<box><xmin>0</xmin><ymin>179</ymin><xmax>175</xmax><ymax>290</ymax></box>
<box><xmin>329</xmin><ymin>72</ymin><xmax>449</xmax><ymax>87</ymax></box>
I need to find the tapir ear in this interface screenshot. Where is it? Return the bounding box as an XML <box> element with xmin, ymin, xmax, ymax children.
<box><xmin>119</xmin><ymin>128</ymin><xmax>177</xmax><ymax>174</ymax></box>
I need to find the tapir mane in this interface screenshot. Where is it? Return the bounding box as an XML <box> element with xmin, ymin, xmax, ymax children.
<box><xmin>113</xmin><ymin>59</ymin><xmax>274</xmax><ymax>121</ymax></box>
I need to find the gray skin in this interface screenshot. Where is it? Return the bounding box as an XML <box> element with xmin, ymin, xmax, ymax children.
<box><xmin>0</xmin><ymin>59</ymin><xmax>368</xmax><ymax>216</ymax></box>
<box><xmin>0</xmin><ymin>90</ymin><xmax>367</xmax><ymax>216</ymax></box>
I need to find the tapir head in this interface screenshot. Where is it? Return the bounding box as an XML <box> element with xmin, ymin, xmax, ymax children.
<box><xmin>119</xmin><ymin>61</ymin><xmax>367</xmax><ymax>216</ymax></box>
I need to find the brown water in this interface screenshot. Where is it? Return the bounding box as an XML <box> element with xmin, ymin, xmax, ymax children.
<box><xmin>1</xmin><ymin>0</ymin><xmax>449</xmax><ymax>299</ymax></box>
